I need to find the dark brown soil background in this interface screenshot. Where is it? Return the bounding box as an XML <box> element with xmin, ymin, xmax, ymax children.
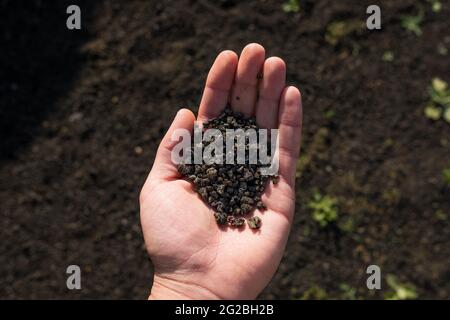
<box><xmin>0</xmin><ymin>0</ymin><xmax>449</xmax><ymax>299</ymax></box>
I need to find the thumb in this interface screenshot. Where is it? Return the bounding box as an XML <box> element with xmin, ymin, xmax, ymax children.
<box><xmin>147</xmin><ymin>108</ymin><xmax>195</xmax><ymax>181</ymax></box>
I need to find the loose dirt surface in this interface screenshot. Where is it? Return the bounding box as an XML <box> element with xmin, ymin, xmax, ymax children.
<box><xmin>0</xmin><ymin>0</ymin><xmax>449</xmax><ymax>299</ymax></box>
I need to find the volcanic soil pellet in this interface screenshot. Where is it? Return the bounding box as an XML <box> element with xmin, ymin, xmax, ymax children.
<box><xmin>177</xmin><ymin>106</ymin><xmax>278</xmax><ymax>229</ymax></box>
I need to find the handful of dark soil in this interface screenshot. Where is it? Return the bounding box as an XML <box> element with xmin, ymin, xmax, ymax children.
<box><xmin>177</xmin><ymin>106</ymin><xmax>278</xmax><ymax>229</ymax></box>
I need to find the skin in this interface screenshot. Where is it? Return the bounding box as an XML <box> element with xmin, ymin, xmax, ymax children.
<box><xmin>140</xmin><ymin>43</ymin><xmax>303</xmax><ymax>299</ymax></box>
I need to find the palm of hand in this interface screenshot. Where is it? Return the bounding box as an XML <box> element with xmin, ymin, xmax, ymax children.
<box><xmin>140</xmin><ymin>44</ymin><xmax>302</xmax><ymax>299</ymax></box>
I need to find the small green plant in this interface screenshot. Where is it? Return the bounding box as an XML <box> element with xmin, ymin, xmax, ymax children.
<box><xmin>443</xmin><ymin>168</ymin><xmax>450</xmax><ymax>184</ymax></box>
<box><xmin>424</xmin><ymin>78</ymin><xmax>450</xmax><ymax>123</ymax></box>
<box><xmin>424</xmin><ymin>104</ymin><xmax>442</xmax><ymax>120</ymax></box>
<box><xmin>308</xmin><ymin>192</ymin><xmax>338</xmax><ymax>227</ymax></box>
<box><xmin>434</xmin><ymin>209</ymin><xmax>447</xmax><ymax>221</ymax></box>
<box><xmin>324</xmin><ymin>109</ymin><xmax>335</xmax><ymax>119</ymax></box>
<box><xmin>282</xmin><ymin>0</ymin><xmax>300</xmax><ymax>13</ymax></box>
<box><xmin>300</xmin><ymin>286</ymin><xmax>328</xmax><ymax>300</ymax></box>
<box><xmin>385</xmin><ymin>275</ymin><xmax>418</xmax><ymax>300</ymax></box>
<box><xmin>382</xmin><ymin>50</ymin><xmax>395</xmax><ymax>62</ymax></box>
<box><xmin>339</xmin><ymin>283</ymin><xmax>357</xmax><ymax>300</ymax></box>
<box><xmin>400</xmin><ymin>11</ymin><xmax>423</xmax><ymax>36</ymax></box>
<box><xmin>427</xmin><ymin>0</ymin><xmax>442</xmax><ymax>13</ymax></box>
<box><xmin>429</xmin><ymin>78</ymin><xmax>450</xmax><ymax>105</ymax></box>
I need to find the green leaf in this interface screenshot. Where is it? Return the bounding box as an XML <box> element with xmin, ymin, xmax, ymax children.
<box><xmin>432</xmin><ymin>1</ymin><xmax>442</xmax><ymax>13</ymax></box>
<box><xmin>432</xmin><ymin>77</ymin><xmax>448</xmax><ymax>93</ymax></box>
<box><xmin>308</xmin><ymin>192</ymin><xmax>338</xmax><ymax>227</ymax></box>
<box><xmin>424</xmin><ymin>104</ymin><xmax>442</xmax><ymax>120</ymax></box>
<box><xmin>443</xmin><ymin>168</ymin><xmax>450</xmax><ymax>183</ymax></box>
<box><xmin>400</xmin><ymin>12</ymin><xmax>423</xmax><ymax>36</ymax></box>
<box><xmin>385</xmin><ymin>275</ymin><xmax>418</xmax><ymax>300</ymax></box>
<box><xmin>428</xmin><ymin>78</ymin><xmax>450</xmax><ymax>109</ymax></box>
<box><xmin>282</xmin><ymin>0</ymin><xmax>300</xmax><ymax>13</ymax></box>
<box><xmin>444</xmin><ymin>108</ymin><xmax>450</xmax><ymax>123</ymax></box>
<box><xmin>382</xmin><ymin>51</ymin><xmax>395</xmax><ymax>62</ymax></box>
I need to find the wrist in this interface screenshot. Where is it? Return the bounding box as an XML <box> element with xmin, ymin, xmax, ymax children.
<box><xmin>149</xmin><ymin>274</ymin><xmax>222</xmax><ymax>300</ymax></box>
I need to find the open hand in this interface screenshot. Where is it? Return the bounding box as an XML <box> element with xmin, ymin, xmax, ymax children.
<box><xmin>140</xmin><ymin>43</ymin><xmax>302</xmax><ymax>299</ymax></box>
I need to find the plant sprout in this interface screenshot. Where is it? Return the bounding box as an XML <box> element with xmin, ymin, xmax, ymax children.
<box><xmin>308</xmin><ymin>192</ymin><xmax>338</xmax><ymax>227</ymax></box>
<box><xmin>424</xmin><ymin>104</ymin><xmax>442</xmax><ymax>120</ymax></box>
<box><xmin>282</xmin><ymin>0</ymin><xmax>300</xmax><ymax>13</ymax></box>
<box><xmin>385</xmin><ymin>274</ymin><xmax>418</xmax><ymax>300</ymax></box>
<box><xmin>301</xmin><ymin>286</ymin><xmax>327</xmax><ymax>300</ymax></box>
<box><xmin>443</xmin><ymin>168</ymin><xmax>450</xmax><ymax>184</ymax></box>
<box><xmin>339</xmin><ymin>283</ymin><xmax>357</xmax><ymax>300</ymax></box>
<box><xmin>424</xmin><ymin>78</ymin><xmax>450</xmax><ymax>123</ymax></box>
<box><xmin>400</xmin><ymin>12</ymin><xmax>423</xmax><ymax>36</ymax></box>
<box><xmin>382</xmin><ymin>51</ymin><xmax>395</xmax><ymax>62</ymax></box>
<box><xmin>427</xmin><ymin>0</ymin><xmax>442</xmax><ymax>13</ymax></box>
